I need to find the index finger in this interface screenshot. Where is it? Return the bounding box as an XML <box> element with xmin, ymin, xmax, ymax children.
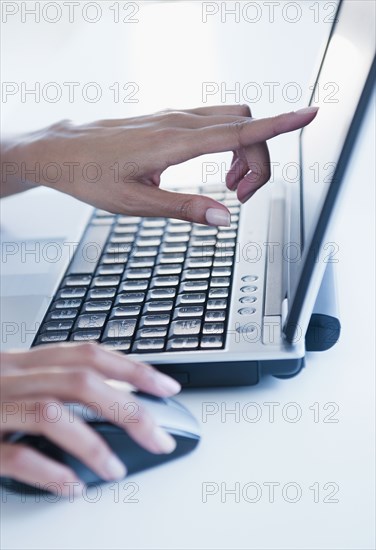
<box><xmin>171</xmin><ymin>107</ymin><xmax>319</xmax><ymax>164</ymax></box>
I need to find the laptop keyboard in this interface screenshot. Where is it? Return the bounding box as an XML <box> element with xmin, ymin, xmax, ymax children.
<box><xmin>33</xmin><ymin>187</ymin><xmax>240</xmax><ymax>353</ymax></box>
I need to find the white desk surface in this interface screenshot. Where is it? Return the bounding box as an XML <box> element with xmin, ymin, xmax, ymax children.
<box><xmin>0</xmin><ymin>2</ymin><xmax>375</xmax><ymax>549</ymax></box>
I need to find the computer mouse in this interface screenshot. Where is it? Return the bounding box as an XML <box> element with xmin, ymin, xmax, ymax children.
<box><xmin>0</xmin><ymin>392</ymin><xmax>200</xmax><ymax>495</ymax></box>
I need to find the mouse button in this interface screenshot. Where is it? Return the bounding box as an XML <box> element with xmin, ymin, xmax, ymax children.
<box><xmin>138</xmin><ymin>399</ymin><xmax>200</xmax><ymax>436</ymax></box>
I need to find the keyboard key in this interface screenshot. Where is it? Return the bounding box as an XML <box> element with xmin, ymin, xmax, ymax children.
<box><xmin>136</xmin><ymin>238</ymin><xmax>162</xmax><ymax>248</ymax></box>
<box><xmin>161</xmin><ymin>244</ymin><xmax>188</xmax><ymax>254</ymax></box>
<box><xmin>208</xmin><ymin>288</ymin><xmax>229</xmax><ymax>298</ymax></box>
<box><xmin>123</xmin><ymin>268</ymin><xmax>153</xmax><ymax>280</ymax></box>
<box><xmin>57</xmin><ymin>288</ymin><xmax>86</xmax><ymax>299</ymax></box>
<box><xmin>173</xmin><ymin>306</ymin><xmax>204</xmax><ymax>319</ymax></box>
<box><xmin>88</xmin><ymin>288</ymin><xmax>116</xmax><ymax>299</ymax></box>
<box><xmin>190</xmin><ymin>238</ymin><xmax>216</xmax><ymax>247</ymax></box>
<box><xmin>210</xmin><ymin>277</ymin><xmax>231</xmax><ymax>287</ymax></box>
<box><xmin>40</xmin><ymin>321</ymin><xmax>73</xmax><ymax>332</ymax></box>
<box><xmin>216</xmin><ymin>240</ymin><xmax>236</xmax><ymax>249</ymax></box>
<box><xmin>142</xmin><ymin>219</ymin><xmax>166</xmax><ymax>228</ymax></box>
<box><xmin>104</xmin><ymin>319</ymin><xmax>137</xmax><ymax>338</ymax></box>
<box><xmin>120</xmin><ymin>280</ymin><xmax>149</xmax><ymax>291</ymax></box>
<box><xmin>200</xmin><ymin>335</ymin><xmax>223</xmax><ymax>348</ymax></box>
<box><xmin>132</xmin><ymin>247</ymin><xmax>158</xmax><ymax>258</ymax></box>
<box><xmin>132</xmin><ymin>339</ymin><xmax>165</xmax><ymax>352</ymax></box>
<box><xmin>167</xmin><ymin>337</ymin><xmax>199</xmax><ymax>350</ymax></box>
<box><xmin>205</xmin><ymin>310</ymin><xmax>226</xmax><ymax>322</ymax></box>
<box><xmin>143</xmin><ymin>301</ymin><xmax>174</xmax><ymax>313</ymax></box>
<box><xmin>151</xmin><ymin>276</ymin><xmax>179</xmax><ymax>287</ymax></box>
<box><xmin>176</xmin><ymin>293</ymin><xmax>206</xmax><ymax>305</ymax></box>
<box><xmin>101</xmin><ymin>253</ymin><xmax>129</xmax><ymax>265</ymax></box>
<box><xmin>167</xmin><ymin>223</ymin><xmax>191</xmax><ymax>233</ymax></box>
<box><xmin>137</xmin><ymin>327</ymin><xmax>168</xmax><ymax>339</ymax></box>
<box><xmin>47</xmin><ymin>309</ymin><xmax>79</xmax><ymax>321</ymax></box>
<box><xmin>222</xmin><ymin>199</ymin><xmax>239</xmax><ymax>207</ymax></box>
<box><xmin>147</xmin><ymin>288</ymin><xmax>176</xmax><ymax>300</ymax></box>
<box><xmin>92</xmin><ymin>276</ymin><xmax>120</xmax><ymax>287</ymax></box>
<box><xmin>106</xmin><ymin>243</ymin><xmax>132</xmax><ymax>254</ymax></box>
<box><xmin>182</xmin><ymin>269</ymin><xmax>211</xmax><ymax>280</ymax></box>
<box><xmin>64</xmin><ymin>276</ymin><xmax>91</xmax><ymax>287</ymax></box>
<box><xmin>139</xmin><ymin>228</ymin><xmax>164</xmax><ymax>238</ymax></box>
<box><xmin>203</xmin><ymin>322</ymin><xmax>224</xmax><ymax>335</ymax></box>
<box><xmin>158</xmin><ymin>253</ymin><xmax>185</xmax><ymax>264</ymax></box>
<box><xmin>117</xmin><ymin>216</ymin><xmax>141</xmax><ymax>225</ymax></box>
<box><xmin>213</xmin><ymin>258</ymin><xmax>233</xmax><ymax>267</ymax></box>
<box><xmin>164</xmin><ymin>234</ymin><xmax>190</xmax><ymax>244</ymax></box>
<box><xmin>102</xmin><ymin>339</ymin><xmax>132</xmax><ymax>351</ymax></box>
<box><xmin>185</xmin><ymin>258</ymin><xmax>212</xmax><ymax>269</ymax></box>
<box><xmin>96</xmin><ymin>264</ymin><xmax>124</xmax><ymax>276</ymax></box>
<box><xmin>212</xmin><ymin>267</ymin><xmax>232</xmax><ymax>277</ymax></box>
<box><xmin>113</xmin><ymin>225</ymin><xmax>138</xmax><ymax>234</ymax></box>
<box><xmin>110</xmin><ymin>234</ymin><xmax>134</xmax><ymax>244</ymax></box>
<box><xmin>217</xmin><ymin>231</ymin><xmax>237</xmax><ymax>240</ymax></box>
<box><xmin>169</xmin><ymin>319</ymin><xmax>201</xmax><ymax>336</ymax></box>
<box><xmin>188</xmin><ymin>247</ymin><xmax>215</xmax><ymax>258</ymax></box>
<box><xmin>53</xmin><ymin>299</ymin><xmax>82</xmax><ymax>309</ymax></box>
<box><xmin>140</xmin><ymin>315</ymin><xmax>171</xmax><ymax>327</ymax></box>
<box><xmin>72</xmin><ymin>330</ymin><xmax>102</xmax><ymax>341</ymax></box>
<box><xmin>75</xmin><ymin>314</ymin><xmax>107</xmax><ymax>329</ymax></box>
<box><xmin>207</xmin><ymin>299</ymin><xmax>228</xmax><ymax>310</ymax></box>
<box><xmin>191</xmin><ymin>227</ymin><xmax>218</xmax><ymax>237</ymax></box>
<box><xmin>179</xmin><ymin>280</ymin><xmax>209</xmax><ymax>292</ymax></box>
<box><xmin>82</xmin><ymin>301</ymin><xmax>112</xmax><ymax>312</ymax></box>
<box><xmin>154</xmin><ymin>264</ymin><xmax>182</xmax><ymax>276</ymax></box>
<box><xmin>116</xmin><ymin>292</ymin><xmax>145</xmax><ymax>304</ymax></box>
<box><xmin>36</xmin><ymin>332</ymin><xmax>69</xmax><ymax>344</ymax></box>
<box><xmin>214</xmin><ymin>249</ymin><xmax>235</xmax><ymax>258</ymax></box>
<box><xmin>110</xmin><ymin>306</ymin><xmax>141</xmax><ymax>318</ymax></box>
<box><xmin>128</xmin><ymin>258</ymin><xmax>155</xmax><ymax>269</ymax></box>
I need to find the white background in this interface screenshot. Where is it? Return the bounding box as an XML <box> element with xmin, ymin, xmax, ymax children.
<box><xmin>0</xmin><ymin>2</ymin><xmax>375</xmax><ymax>549</ymax></box>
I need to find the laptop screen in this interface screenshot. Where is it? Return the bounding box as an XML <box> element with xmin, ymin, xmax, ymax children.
<box><xmin>284</xmin><ymin>0</ymin><xmax>375</xmax><ymax>342</ymax></box>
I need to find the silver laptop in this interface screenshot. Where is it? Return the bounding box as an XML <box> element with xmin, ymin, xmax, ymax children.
<box><xmin>1</xmin><ymin>0</ymin><xmax>375</xmax><ymax>387</ymax></box>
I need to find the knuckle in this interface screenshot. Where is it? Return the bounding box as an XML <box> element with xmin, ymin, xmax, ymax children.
<box><xmin>229</xmin><ymin>120</ymin><xmax>248</xmax><ymax>148</ymax></box>
<box><xmin>271</xmin><ymin>114</ymin><xmax>286</xmax><ymax>137</ymax></box>
<box><xmin>161</xmin><ymin>110</ymin><xmax>189</xmax><ymax>126</ymax></box>
<box><xmin>239</xmin><ymin>104</ymin><xmax>252</xmax><ymax>117</ymax></box>
<box><xmin>70</xmin><ymin>369</ymin><xmax>97</xmax><ymax>394</ymax></box>
<box><xmin>78</xmin><ymin>342</ymin><xmax>101</xmax><ymax>364</ymax></box>
<box><xmin>86</xmin><ymin>439</ymin><xmax>108</xmax><ymax>463</ymax></box>
<box><xmin>174</xmin><ymin>196</ymin><xmax>196</xmax><ymax>221</ymax></box>
<box><xmin>8</xmin><ymin>446</ymin><xmax>30</xmax><ymax>471</ymax></box>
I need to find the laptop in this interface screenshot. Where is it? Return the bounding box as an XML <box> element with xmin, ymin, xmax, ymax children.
<box><xmin>1</xmin><ymin>0</ymin><xmax>375</xmax><ymax>387</ymax></box>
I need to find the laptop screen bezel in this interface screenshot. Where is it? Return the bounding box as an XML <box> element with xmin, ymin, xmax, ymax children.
<box><xmin>283</xmin><ymin>0</ymin><xmax>376</xmax><ymax>343</ymax></box>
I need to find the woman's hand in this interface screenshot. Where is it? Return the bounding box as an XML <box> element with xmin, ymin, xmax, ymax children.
<box><xmin>2</xmin><ymin>105</ymin><xmax>318</xmax><ymax>226</ymax></box>
<box><xmin>0</xmin><ymin>343</ymin><xmax>181</xmax><ymax>495</ymax></box>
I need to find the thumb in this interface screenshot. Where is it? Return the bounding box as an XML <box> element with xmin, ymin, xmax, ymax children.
<box><xmin>126</xmin><ymin>182</ymin><xmax>231</xmax><ymax>226</ymax></box>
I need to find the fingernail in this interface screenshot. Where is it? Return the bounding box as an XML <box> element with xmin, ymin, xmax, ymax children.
<box><xmin>206</xmin><ymin>208</ymin><xmax>231</xmax><ymax>227</ymax></box>
<box><xmin>104</xmin><ymin>454</ymin><xmax>127</xmax><ymax>480</ymax></box>
<box><xmin>294</xmin><ymin>106</ymin><xmax>319</xmax><ymax>116</ymax></box>
<box><xmin>155</xmin><ymin>373</ymin><xmax>181</xmax><ymax>395</ymax></box>
<box><xmin>152</xmin><ymin>427</ymin><xmax>177</xmax><ymax>454</ymax></box>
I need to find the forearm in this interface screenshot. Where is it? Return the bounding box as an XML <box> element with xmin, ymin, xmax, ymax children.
<box><xmin>0</xmin><ymin>138</ymin><xmax>41</xmax><ymax>198</ymax></box>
